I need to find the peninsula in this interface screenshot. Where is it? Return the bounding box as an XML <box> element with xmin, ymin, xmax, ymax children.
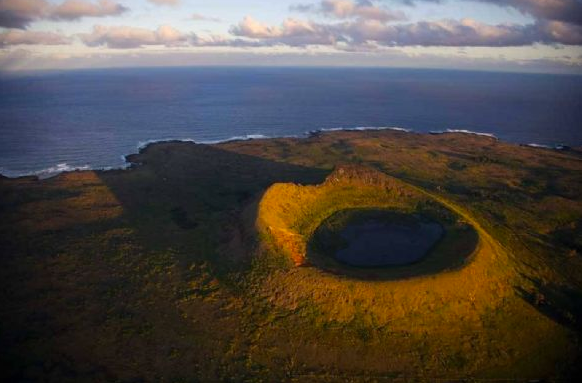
<box><xmin>1</xmin><ymin>130</ymin><xmax>581</xmax><ymax>381</ymax></box>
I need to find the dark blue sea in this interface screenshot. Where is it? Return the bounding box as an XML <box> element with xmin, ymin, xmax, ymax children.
<box><xmin>1</xmin><ymin>67</ymin><xmax>581</xmax><ymax>177</ymax></box>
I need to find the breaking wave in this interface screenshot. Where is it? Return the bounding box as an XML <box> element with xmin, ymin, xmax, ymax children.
<box><xmin>313</xmin><ymin>126</ymin><xmax>412</xmax><ymax>134</ymax></box>
<box><xmin>429</xmin><ymin>129</ymin><xmax>497</xmax><ymax>139</ymax></box>
<box><xmin>522</xmin><ymin>143</ymin><xmax>569</xmax><ymax>150</ymax></box>
<box><xmin>134</xmin><ymin>127</ymin><xmax>411</xmax><ymax>153</ymax></box>
<box><xmin>136</xmin><ymin>134</ymin><xmax>270</xmax><ymax>152</ymax></box>
<box><xmin>10</xmin><ymin>163</ymin><xmax>91</xmax><ymax>180</ymax></box>
<box><xmin>4</xmin><ymin>126</ymin><xmax>569</xmax><ymax>179</ymax></box>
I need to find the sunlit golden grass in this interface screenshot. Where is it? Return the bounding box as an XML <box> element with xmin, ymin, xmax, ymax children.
<box><xmin>251</xmin><ymin>161</ymin><xmax>573</xmax><ymax>377</ymax></box>
<box><xmin>257</xmin><ymin>165</ymin><xmax>424</xmax><ymax>264</ymax></box>
<box><xmin>256</xmin><ymin>164</ymin><xmax>514</xmax><ymax>317</ymax></box>
<box><xmin>11</xmin><ymin>172</ymin><xmax>123</xmax><ymax>232</ymax></box>
<box><xmin>2</xmin><ymin>131</ymin><xmax>581</xmax><ymax>381</ymax></box>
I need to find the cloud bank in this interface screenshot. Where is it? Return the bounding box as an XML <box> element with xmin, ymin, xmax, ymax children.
<box><xmin>0</xmin><ymin>0</ymin><xmax>127</xmax><ymax>28</ymax></box>
<box><xmin>230</xmin><ymin>13</ymin><xmax>582</xmax><ymax>47</ymax></box>
<box><xmin>0</xmin><ymin>0</ymin><xmax>580</xmax><ymax>73</ymax></box>
<box><xmin>475</xmin><ymin>0</ymin><xmax>582</xmax><ymax>26</ymax></box>
<box><xmin>0</xmin><ymin>29</ymin><xmax>70</xmax><ymax>46</ymax></box>
<box><xmin>51</xmin><ymin>0</ymin><xmax>128</xmax><ymax>21</ymax></box>
<box><xmin>80</xmin><ymin>25</ymin><xmax>187</xmax><ymax>48</ymax></box>
<box><xmin>230</xmin><ymin>16</ymin><xmax>338</xmax><ymax>46</ymax></box>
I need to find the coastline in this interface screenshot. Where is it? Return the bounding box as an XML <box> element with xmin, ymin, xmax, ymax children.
<box><xmin>0</xmin><ymin>126</ymin><xmax>577</xmax><ymax>180</ymax></box>
<box><xmin>1</xmin><ymin>118</ymin><xmax>581</xmax><ymax>380</ymax></box>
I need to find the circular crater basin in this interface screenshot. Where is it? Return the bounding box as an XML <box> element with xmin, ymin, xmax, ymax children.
<box><xmin>309</xmin><ymin>208</ymin><xmax>478</xmax><ymax>279</ymax></box>
<box><xmin>332</xmin><ymin>211</ymin><xmax>444</xmax><ymax>267</ymax></box>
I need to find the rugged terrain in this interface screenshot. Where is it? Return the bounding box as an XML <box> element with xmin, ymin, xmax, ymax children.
<box><xmin>1</xmin><ymin>130</ymin><xmax>582</xmax><ymax>381</ymax></box>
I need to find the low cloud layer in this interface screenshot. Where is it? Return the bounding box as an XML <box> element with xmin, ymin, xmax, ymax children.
<box><xmin>0</xmin><ymin>29</ymin><xmax>70</xmax><ymax>46</ymax></box>
<box><xmin>0</xmin><ymin>0</ymin><xmax>580</xmax><ymax>73</ymax></box>
<box><xmin>230</xmin><ymin>14</ymin><xmax>582</xmax><ymax>47</ymax></box>
<box><xmin>2</xmin><ymin>47</ymin><xmax>579</xmax><ymax>74</ymax></box>
<box><xmin>5</xmin><ymin>16</ymin><xmax>578</xmax><ymax>50</ymax></box>
<box><xmin>79</xmin><ymin>25</ymin><xmax>188</xmax><ymax>48</ymax></box>
<box><xmin>230</xmin><ymin>16</ymin><xmax>338</xmax><ymax>46</ymax></box>
<box><xmin>345</xmin><ymin>17</ymin><xmax>582</xmax><ymax>46</ymax></box>
<box><xmin>0</xmin><ymin>0</ymin><xmax>127</xmax><ymax>28</ymax></box>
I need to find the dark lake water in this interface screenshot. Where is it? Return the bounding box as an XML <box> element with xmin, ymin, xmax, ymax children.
<box><xmin>1</xmin><ymin>67</ymin><xmax>581</xmax><ymax>177</ymax></box>
<box><xmin>335</xmin><ymin>216</ymin><xmax>444</xmax><ymax>267</ymax></box>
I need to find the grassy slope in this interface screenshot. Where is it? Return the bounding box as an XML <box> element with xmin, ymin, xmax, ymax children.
<box><xmin>257</xmin><ymin>165</ymin><xmax>478</xmax><ymax>278</ymax></box>
<box><xmin>252</xmin><ymin>163</ymin><xmax>554</xmax><ymax>379</ymax></box>
<box><xmin>1</xmin><ymin>131</ymin><xmax>581</xmax><ymax>381</ymax></box>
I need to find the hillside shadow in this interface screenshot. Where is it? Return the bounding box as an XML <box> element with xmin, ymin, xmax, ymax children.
<box><xmin>0</xmin><ymin>143</ymin><xmax>330</xmax><ymax>382</ymax></box>
<box><xmin>516</xmin><ymin>276</ymin><xmax>582</xmax><ymax>332</ymax></box>
<box><xmin>515</xmin><ymin>276</ymin><xmax>582</xmax><ymax>378</ymax></box>
<box><xmin>96</xmin><ymin>141</ymin><xmax>329</xmax><ymax>274</ymax></box>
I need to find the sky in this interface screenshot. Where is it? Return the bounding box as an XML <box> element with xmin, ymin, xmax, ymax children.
<box><xmin>0</xmin><ymin>0</ymin><xmax>581</xmax><ymax>73</ymax></box>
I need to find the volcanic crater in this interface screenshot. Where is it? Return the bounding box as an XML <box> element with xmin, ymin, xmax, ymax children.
<box><xmin>256</xmin><ymin>164</ymin><xmax>480</xmax><ymax>279</ymax></box>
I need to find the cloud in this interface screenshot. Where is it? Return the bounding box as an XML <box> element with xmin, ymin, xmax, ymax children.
<box><xmin>287</xmin><ymin>0</ymin><xmax>582</xmax><ymax>47</ymax></box>
<box><xmin>79</xmin><ymin>25</ymin><xmax>188</xmax><ymax>48</ymax></box>
<box><xmin>292</xmin><ymin>0</ymin><xmax>406</xmax><ymax>22</ymax></box>
<box><xmin>190</xmin><ymin>13</ymin><xmax>221</xmax><ymax>22</ymax></box>
<box><xmin>0</xmin><ymin>0</ymin><xmax>127</xmax><ymax>28</ymax></box>
<box><xmin>475</xmin><ymin>0</ymin><xmax>582</xmax><ymax>26</ymax></box>
<box><xmin>190</xmin><ymin>33</ymin><xmax>262</xmax><ymax>47</ymax></box>
<box><xmin>230</xmin><ymin>16</ymin><xmax>338</xmax><ymax>46</ymax></box>
<box><xmin>147</xmin><ymin>0</ymin><xmax>179</xmax><ymax>6</ymax></box>
<box><xmin>0</xmin><ymin>29</ymin><xmax>71</xmax><ymax>46</ymax></box>
<box><xmin>0</xmin><ymin>48</ymin><xmax>33</xmax><ymax>70</ymax></box>
<box><xmin>0</xmin><ymin>0</ymin><xmax>47</xmax><ymax>28</ymax></box>
<box><xmin>230</xmin><ymin>15</ymin><xmax>582</xmax><ymax>47</ymax></box>
<box><xmin>2</xmin><ymin>47</ymin><xmax>580</xmax><ymax>74</ymax></box>
<box><xmin>230</xmin><ymin>16</ymin><xmax>282</xmax><ymax>38</ymax></box>
<box><xmin>401</xmin><ymin>0</ymin><xmax>582</xmax><ymax>26</ymax></box>
<box><xmin>342</xmin><ymin>18</ymin><xmax>542</xmax><ymax>46</ymax></box>
<box><xmin>539</xmin><ymin>19</ymin><xmax>582</xmax><ymax>44</ymax></box>
<box><xmin>76</xmin><ymin>24</ymin><xmax>261</xmax><ymax>49</ymax></box>
<box><xmin>51</xmin><ymin>0</ymin><xmax>128</xmax><ymax>21</ymax></box>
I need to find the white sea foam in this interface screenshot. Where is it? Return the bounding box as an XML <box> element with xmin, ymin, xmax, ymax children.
<box><xmin>315</xmin><ymin>126</ymin><xmax>412</xmax><ymax>133</ymax></box>
<box><xmin>8</xmin><ymin>126</ymin><xmax>568</xmax><ymax>180</ymax></box>
<box><xmin>136</xmin><ymin>134</ymin><xmax>271</xmax><ymax>151</ymax></box>
<box><xmin>137</xmin><ymin>137</ymin><xmax>197</xmax><ymax>151</ymax></box>
<box><xmin>34</xmin><ymin>163</ymin><xmax>91</xmax><ymax>179</ymax></box>
<box><xmin>429</xmin><ymin>129</ymin><xmax>497</xmax><ymax>139</ymax></box>
<box><xmin>0</xmin><ymin>161</ymin><xmax>131</xmax><ymax>179</ymax></box>
<box><xmin>353</xmin><ymin>126</ymin><xmax>412</xmax><ymax>132</ymax></box>
<box><xmin>523</xmin><ymin>143</ymin><xmax>568</xmax><ymax>150</ymax></box>
<box><xmin>524</xmin><ymin>143</ymin><xmax>553</xmax><ymax>149</ymax></box>
<box><xmin>199</xmin><ymin>134</ymin><xmax>270</xmax><ymax>145</ymax></box>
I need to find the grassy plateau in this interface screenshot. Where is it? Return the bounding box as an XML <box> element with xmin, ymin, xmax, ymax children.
<box><xmin>1</xmin><ymin>130</ymin><xmax>582</xmax><ymax>381</ymax></box>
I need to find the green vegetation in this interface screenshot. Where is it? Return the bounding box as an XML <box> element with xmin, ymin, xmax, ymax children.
<box><xmin>1</xmin><ymin>131</ymin><xmax>581</xmax><ymax>381</ymax></box>
<box><xmin>257</xmin><ymin>166</ymin><xmax>479</xmax><ymax>279</ymax></box>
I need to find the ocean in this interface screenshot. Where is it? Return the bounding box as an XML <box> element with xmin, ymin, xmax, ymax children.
<box><xmin>1</xmin><ymin>67</ymin><xmax>581</xmax><ymax>178</ymax></box>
